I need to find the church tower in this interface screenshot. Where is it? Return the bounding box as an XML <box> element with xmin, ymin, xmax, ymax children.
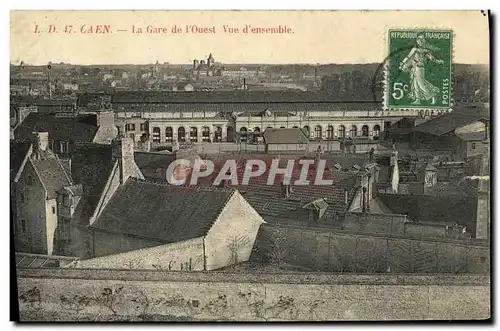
<box><xmin>207</xmin><ymin>53</ymin><xmax>214</xmax><ymax>67</ymax></box>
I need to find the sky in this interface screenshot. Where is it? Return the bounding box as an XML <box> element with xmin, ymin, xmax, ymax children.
<box><xmin>10</xmin><ymin>10</ymin><xmax>490</xmax><ymax>65</ymax></box>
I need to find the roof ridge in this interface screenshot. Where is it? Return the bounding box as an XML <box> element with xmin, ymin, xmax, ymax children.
<box><xmin>55</xmin><ymin>154</ymin><xmax>73</xmax><ymax>185</ymax></box>
<box><xmin>131</xmin><ymin>177</ymin><xmax>236</xmax><ymax>193</ymax></box>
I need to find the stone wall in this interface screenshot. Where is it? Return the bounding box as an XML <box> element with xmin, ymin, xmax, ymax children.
<box><xmin>254</xmin><ymin>224</ymin><xmax>490</xmax><ymax>274</ymax></box>
<box><xmin>72</xmin><ymin>237</ymin><xmax>205</xmax><ymax>271</ymax></box>
<box><xmin>16</xmin><ymin>269</ymin><xmax>490</xmax><ymax>321</ymax></box>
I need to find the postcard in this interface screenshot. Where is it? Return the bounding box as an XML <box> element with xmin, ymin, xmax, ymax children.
<box><xmin>10</xmin><ymin>10</ymin><xmax>490</xmax><ymax>322</ymax></box>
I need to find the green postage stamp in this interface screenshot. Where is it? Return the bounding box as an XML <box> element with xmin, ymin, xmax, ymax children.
<box><xmin>385</xmin><ymin>29</ymin><xmax>453</xmax><ymax>111</ymax></box>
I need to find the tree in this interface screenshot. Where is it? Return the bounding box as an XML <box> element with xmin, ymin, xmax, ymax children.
<box><xmin>264</xmin><ymin>226</ymin><xmax>290</xmax><ymax>268</ymax></box>
<box><xmin>226</xmin><ymin>234</ymin><xmax>250</xmax><ymax>265</ymax></box>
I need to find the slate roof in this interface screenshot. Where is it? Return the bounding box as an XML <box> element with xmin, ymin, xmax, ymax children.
<box><xmin>113</xmin><ymin>102</ymin><xmax>382</xmax><ymax>113</ymax></box>
<box><xmin>91</xmin><ymin>178</ymin><xmax>235</xmax><ymax>243</ymax></box>
<box><xmin>10</xmin><ymin>141</ymin><xmax>31</xmax><ymax>182</ymax></box>
<box><xmin>163</xmin><ymin>154</ymin><xmax>359</xmax><ymax>221</ymax></box>
<box><xmin>11</xmin><ymin>96</ymin><xmax>76</xmax><ymax>106</ymax></box>
<box><xmin>263</xmin><ymin>128</ymin><xmax>309</xmax><ymax>144</ymax></box>
<box><xmin>31</xmin><ymin>156</ymin><xmax>72</xmax><ymax>199</ymax></box>
<box><xmin>456</xmin><ymin>131</ymin><xmax>488</xmax><ymax>141</ymax></box>
<box><xmin>70</xmin><ymin>144</ymin><xmax>115</xmax><ymax>221</ymax></box>
<box><xmin>378</xmin><ymin>194</ymin><xmax>478</xmax><ymax>235</ymax></box>
<box><xmin>134</xmin><ymin>151</ymin><xmax>176</xmax><ymax>180</ymax></box>
<box><xmin>111</xmin><ymin>90</ymin><xmax>381</xmax><ymax>104</ymax></box>
<box><xmin>323</xmin><ymin>154</ymin><xmax>373</xmax><ymax>171</ymax></box>
<box><xmin>410</xmin><ymin>113</ymin><xmax>487</xmax><ymax>136</ymax></box>
<box><xmin>14</xmin><ymin>113</ymin><xmax>98</xmax><ymax>143</ymax></box>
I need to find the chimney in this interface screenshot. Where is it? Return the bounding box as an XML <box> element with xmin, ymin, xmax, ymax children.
<box><xmin>362</xmin><ymin>186</ymin><xmax>367</xmax><ymax>213</ymax></box>
<box><xmin>33</xmin><ymin>132</ymin><xmax>49</xmax><ymax>156</ymax></box>
<box><xmin>355</xmin><ymin>174</ymin><xmax>364</xmax><ymax>187</ymax></box>
<box><xmin>344</xmin><ymin>189</ymin><xmax>349</xmax><ymax>207</ymax></box>
<box><xmin>112</xmin><ymin>134</ymin><xmax>136</xmax><ymax>184</ymax></box>
<box><xmin>95</xmin><ymin>111</ymin><xmax>117</xmax><ymax>143</ymax></box>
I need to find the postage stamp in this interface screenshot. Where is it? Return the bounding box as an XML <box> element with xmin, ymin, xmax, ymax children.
<box><xmin>385</xmin><ymin>29</ymin><xmax>453</xmax><ymax>111</ymax></box>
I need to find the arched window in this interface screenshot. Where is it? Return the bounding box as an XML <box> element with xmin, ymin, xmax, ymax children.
<box><xmin>226</xmin><ymin>126</ymin><xmax>235</xmax><ymax>142</ymax></box>
<box><xmin>178</xmin><ymin>127</ymin><xmax>186</xmax><ymax>142</ymax></box>
<box><xmin>165</xmin><ymin>127</ymin><xmax>173</xmax><ymax>142</ymax></box>
<box><xmin>214</xmin><ymin>126</ymin><xmax>222</xmax><ymax>142</ymax></box>
<box><xmin>314</xmin><ymin>125</ymin><xmax>322</xmax><ymax>139</ymax></box>
<box><xmin>189</xmin><ymin>127</ymin><xmax>198</xmax><ymax>142</ymax></box>
<box><xmin>202</xmin><ymin>126</ymin><xmax>211</xmax><ymax>142</ymax></box>
<box><xmin>338</xmin><ymin>125</ymin><xmax>346</xmax><ymax>138</ymax></box>
<box><xmin>152</xmin><ymin>127</ymin><xmax>161</xmax><ymax>143</ymax></box>
<box><xmin>362</xmin><ymin>125</ymin><xmax>369</xmax><ymax>137</ymax></box>
<box><xmin>327</xmin><ymin>125</ymin><xmax>334</xmax><ymax>139</ymax></box>
<box><xmin>350</xmin><ymin>125</ymin><xmax>358</xmax><ymax>137</ymax></box>
<box><xmin>240</xmin><ymin>127</ymin><xmax>247</xmax><ymax>142</ymax></box>
<box><xmin>253</xmin><ymin>127</ymin><xmax>261</xmax><ymax>143</ymax></box>
<box><xmin>373</xmin><ymin>125</ymin><xmax>381</xmax><ymax>140</ymax></box>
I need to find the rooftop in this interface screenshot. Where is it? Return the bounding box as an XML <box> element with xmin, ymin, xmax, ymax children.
<box><xmin>70</xmin><ymin>144</ymin><xmax>115</xmax><ymax>222</ymax></box>
<box><xmin>263</xmin><ymin>128</ymin><xmax>309</xmax><ymax>144</ymax></box>
<box><xmin>31</xmin><ymin>153</ymin><xmax>72</xmax><ymax>199</ymax></box>
<box><xmin>112</xmin><ymin>101</ymin><xmax>382</xmax><ymax>113</ymax></box>
<box><xmin>410</xmin><ymin>112</ymin><xmax>488</xmax><ymax>136</ymax></box>
<box><xmin>109</xmin><ymin>90</ymin><xmax>382</xmax><ymax>104</ymax></box>
<box><xmin>10</xmin><ymin>141</ymin><xmax>31</xmax><ymax>182</ymax></box>
<box><xmin>14</xmin><ymin>113</ymin><xmax>98</xmax><ymax>143</ymax></box>
<box><xmin>377</xmin><ymin>194</ymin><xmax>478</xmax><ymax>236</ymax></box>
<box><xmin>91</xmin><ymin>178</ymin><xmax>236</xmax><ymax>244</ymax></box>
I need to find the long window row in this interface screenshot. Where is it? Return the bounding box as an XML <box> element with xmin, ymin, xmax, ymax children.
<box><xmin>151</xmin><ymin>126</ymin><xmax>225</xmax><ymax>143</ymax></box>
<box><xmin>237</xmin><ymin>124</ymin><xmax>381</xmax><ymax>140</ymax></box>
<box><xmin>149</xmin><ymin>124</ymin><xmax>381</xmax><ymax>143</ymax></box>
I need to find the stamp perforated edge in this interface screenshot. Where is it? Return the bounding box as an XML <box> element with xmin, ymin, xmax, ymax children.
<box><xmin>382</xmin><ymin>27</ymin><xmax>455</xmax><ymax>115</ymax></box>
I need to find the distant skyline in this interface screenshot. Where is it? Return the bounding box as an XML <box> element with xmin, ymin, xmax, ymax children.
<box><xmin>11</xmin><ymin>11</ymin><xmax>489</xmax><ymax>65</ymax></box>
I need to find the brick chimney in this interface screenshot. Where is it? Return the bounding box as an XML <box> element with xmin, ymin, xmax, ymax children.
<box><xmin>112</xmin><ymin>134</ymin><xmax>136</xmax><ymax>184</ymax></box>
<box><xmin>94</xmin><ymin>111</ymin><xmax>117</xmax><ymax>144</ymax></box>
<box><xmin>32</xmin><ymin>132</ymin><xmax>49</xmax><ymax>158</ymax></box>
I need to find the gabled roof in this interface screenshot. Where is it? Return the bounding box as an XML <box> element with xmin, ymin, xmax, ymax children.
<box><xmin>10</xmin><ymin>141</ymin><xmax>31</xmax><ymax>182</ymax></box>
<box><xmin>411</xmin><ymin>112</ymin><xmax>487</xmax><ymax>136</ymax></box>
<box><xmin>14</xmin><ymin>113</ymin><xmax>98</xmax><ymax>143</ymax></box>
<box><xmin>263</xmin><ymin>128</ymin><xmax>309</xmax><ymax>144</ymax></box>
<box><xmin>70</xmin><ymin>144</ymin><xmax>115</xmax><ymax>220</ymax></box>
<box><xmin>91</xmin><ymin>178</ymin><xmax>235</xmax><ymax>244</ymax></box>
<box><xmin>31</xmin><ymin>154</ymin><xmax>72</xmax><ymax>199</ymax></box>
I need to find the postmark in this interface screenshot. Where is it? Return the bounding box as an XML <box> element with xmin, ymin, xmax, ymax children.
<box><xmin>384</xmin><ymin>29</ymin><xmax>453</xmax><ymax>111</ymax></box>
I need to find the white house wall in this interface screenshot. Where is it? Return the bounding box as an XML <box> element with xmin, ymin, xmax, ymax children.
<box><xmin>72</xmin><ymin>237</ymin><xmax>205</xmax><ymax>271</ymax></box>
<box><xmin>204</xmin><ymin>191</ymin><xmax>266</xmax><ymax>271</ymax></box>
